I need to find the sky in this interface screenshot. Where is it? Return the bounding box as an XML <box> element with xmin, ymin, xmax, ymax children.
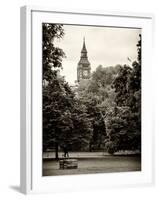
<box><xmin>54</xmin><ymin>24</ymin><xmax>141</xmax><ymax>85</ymax></box>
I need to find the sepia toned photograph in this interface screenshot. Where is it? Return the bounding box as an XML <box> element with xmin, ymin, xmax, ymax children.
<box><xmin>42</xmin><ymin>23</ymin><xmax>141</xmax><ymax>176</ymax></box>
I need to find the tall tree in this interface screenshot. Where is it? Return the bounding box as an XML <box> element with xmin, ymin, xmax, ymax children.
<box><xmin>43</xmin><ymin>23</ymin><xmax>93</xmax><ymax>158</ymax></box>
<box><xmin>105</xmin><ymin>35</ymin><xmax>142</xmax><ymax>153</ymax></box>
<box><xmin>43</xmin><ymin>23</ymin><xmax>66</xmax><ymax>159</ymax></box>
<box><xmin>42</xmin><ymin>23</ymin><xmax>65</xmax><ymax>83</ymax></box>
<box><xmin>77</xmin><ymin>65</ymin><xmax>120</xmax><ymax>151</ymax></box>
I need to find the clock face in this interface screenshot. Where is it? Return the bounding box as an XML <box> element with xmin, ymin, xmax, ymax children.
<box><xmin>83</xmin><ymin>70</ymin><xmax>88</xmax><ymax>76</ymax></box>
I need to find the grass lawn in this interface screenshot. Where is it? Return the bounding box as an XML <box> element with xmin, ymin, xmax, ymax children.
<box><xmin>43</xmin><ymin>155</ymin><xmax>141</xmax><ymax>176</ymax></box>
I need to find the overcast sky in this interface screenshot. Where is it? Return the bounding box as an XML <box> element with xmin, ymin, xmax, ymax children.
<box><xmin>54</xmin><ymin>24</ymin><xmax>141</xmax><ymax>85</ymax></box>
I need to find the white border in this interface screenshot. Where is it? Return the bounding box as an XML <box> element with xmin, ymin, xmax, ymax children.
<box><xmin>20</xmin><ymin>6</ymin><xmax>154</xmax><ymax>194</ymax></box>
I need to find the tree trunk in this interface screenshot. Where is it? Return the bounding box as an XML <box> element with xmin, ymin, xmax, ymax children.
<box><xmin>100</xmin><ymin>111</ymin><xmax>107</xmax><ymax>136</ymax></box>
<box><xmin>55</xmin><ymin>142</ymin><xmax>59</xmax><ymax>160</ymax></box>
<box><xmin>104</xmin><ymin>119</ymin><xmax>107</xmax><ymax>136</ymax></box>
<box><xmin>89</xmin><ymin>142</ymin><xmax>92</xmax><ymax>152</ymax></box>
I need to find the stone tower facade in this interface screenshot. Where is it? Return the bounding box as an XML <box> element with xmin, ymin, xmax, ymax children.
<box><xmin>77</xmin><ymin>38</ymin><xmax>91</xmax><ymax>82</ymax></box>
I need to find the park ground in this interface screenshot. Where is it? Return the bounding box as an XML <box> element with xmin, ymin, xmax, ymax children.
<box><xmin>43</xmin><ymin>152</ymin><xmax>141</xmax><ymax>176</ymax></box>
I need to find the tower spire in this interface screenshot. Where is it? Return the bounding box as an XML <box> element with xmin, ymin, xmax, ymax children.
<box><xmin>77</xmin><ymin>37</ymin><xmax>91</xmax><ymax>82</ymax></box>
<box><xmin>81</xmin><ymin>37</ymin><xmax>87</xmax><ymax>53</ymax></box>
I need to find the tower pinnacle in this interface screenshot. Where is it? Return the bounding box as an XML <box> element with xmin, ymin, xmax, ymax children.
<box><xmin>81</xmin><ymin>37</ymin><xmax>87</xmax><ymax>53</ymax></box>
<box><xmin>77</xmin><ymin>37</ymin><xmax>91</xmax><ymax>82</ymax></box>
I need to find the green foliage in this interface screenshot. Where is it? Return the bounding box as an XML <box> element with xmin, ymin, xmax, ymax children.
<box><xmin>105</xmin><ymin>141</ymin><xmax>118</xmax><ymax>154</ymax></box>
<box><xmin>43</xmin><ymin>23</ymin><xmax>66</xmax><ymax>155</ymax></box>
<box><xmin>105</xmin><ymin>35</ymin><xmax>141</xmax><ymax>154</ymax></box>
<box><xmin>42</xmin><ymin>23</ymin><xmax>65</xmax><ymax>82</ymax></box>
<box><xmin>71</xmin><ymin>102</ymin><xmax>93</xmax><ymax>151</ymax></box>
<box><xmin>77</xmin><ymin>65</ymin><xmax>120</xmax><ymax>151</ymax></box>
<box><xmin>106</xmin><ymin>106</ymin><xmax>141</xmax><ymax>152</ymax></box>
<box><xmin>113</xmin><ymin>65</ymin><xmax>132</xmax><ymax>106</ymax></box>
<box><xmin>43</xmin><ymin>77</ymin><xmax>73</xmax><ymax>150</ymax></box>
<box><xmin>43</xmin><ymin>73</ymin><xmax>93</xmax><ymax>154</ymax></box>
<box><xmin>43</xmin><ymin>24</ymin><xmax>93</xmax><ymax>156</ymax></box>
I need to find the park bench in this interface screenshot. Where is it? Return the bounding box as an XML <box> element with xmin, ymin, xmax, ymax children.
<box><xmin>59</xmin><ymin>159</ymin><xmax>78</xmax><ymax>169</ymax></box>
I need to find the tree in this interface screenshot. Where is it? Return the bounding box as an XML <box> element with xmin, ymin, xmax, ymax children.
<box><xmin>77</xmin><ymin>65</ymin><xmax>120</xmax><ymax>151</ymax></box>
<box><xmin>43</xmin><ymin>23</ymin><xmax>93</xmax><ymax>158</ymax></box>
<box><xmin>42</xmin><ymin>23</ymin><xmax>65</xmax><ymax>83</ymax></box>
<box><xmin>43</xmin><ymin>76</ymin><xmax>74</xmax><ymax>157</ymax></box>
<box><xmin>43</xmin><ymin>75</ymin><xmax>93</xmax><ymax>158</ymax></box>
<box><xmin>105</xmin><ymin>35</ymin><xmax>142</xmax><ymax>153</ymax></box>
<box><xmin>43</xmin><ymin>23</ymin><xmax>66</xmax><ymax>159</ymax></box>
<box><xmin>71</xmin><ymin>101</ymin><xmax>93</xmax><ymax>151</ymax></box>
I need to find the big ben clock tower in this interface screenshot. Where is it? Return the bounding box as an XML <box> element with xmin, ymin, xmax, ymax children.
<box><xmin>77</xmin><ymin>38</ymin><xmax>91</xmax><ymax>82</ymax></box>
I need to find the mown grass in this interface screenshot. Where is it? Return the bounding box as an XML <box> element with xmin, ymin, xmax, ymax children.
<box><xmin>43</xmin><ymin>155</ymin><xmax>141</xmax><ymax>176</ymax></box>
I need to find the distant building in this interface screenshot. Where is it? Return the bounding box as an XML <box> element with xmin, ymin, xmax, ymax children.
<box><xmin>77</xmin><ymin>38</ymin><xmax>91</xmax><ymax>82</ymax></box>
